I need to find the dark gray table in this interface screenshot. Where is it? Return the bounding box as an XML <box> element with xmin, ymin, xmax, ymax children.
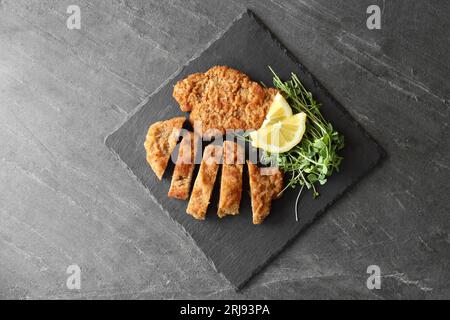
<box><xmin>0</xmin><ymin>0</ymin><xmax>448</xmax><ymax>299</ymax></box>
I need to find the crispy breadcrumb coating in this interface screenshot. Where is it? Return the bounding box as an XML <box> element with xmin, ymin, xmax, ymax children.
<box><xmin>247</xmin><ymin>161</ymin><xmax>284</xmax><ymax>224</ymax></box>
<box><xmin>144</xmin><ymin>117</ymin><xmax>185</xmax><ymax>180</ymax></box>
<box><xmin>186</xmin><ymin>144</ymin><xmax>223</xmax><ymax>220</ymax></box>
<box><xmin>173</xmin><ymin>66</ymin><xmax>277</xmax><ymax>135</ymax></box>
<box><xmin>168</xmin><ymin>131</ymin><xmax>198</xmax><ymax>200</ymax></box>
<box><xmin>217</xmin><ymin>141</ymin><xmax>244</xmax><ymax>218</ymax></box>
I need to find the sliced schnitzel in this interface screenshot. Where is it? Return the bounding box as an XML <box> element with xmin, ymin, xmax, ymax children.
<box><xmin>144</xmin><ymin>117</ymin><xmax>185</xmax><ymax>180</ymax></box>
<box><xmin>217</xmin><ymin>141</ymin><xmax>244</xmax><ymax>218</ymax></box>
<box><xmin>173</xmin><ymin>66</ymin><xmax>277</xmax><ymax>135</ymax></box>
<box><xmin>247</xmin><ymin>161</ymin><xmax>284</xmax><ymax>224</ymax></box>
<box><xmin>168</xmin><ymin>131</ymin><xmax>198</xmax><ymax>200</ymax></box>
<box><xmin>186</xmin><ymin>144</ymin><xmax>223</xmax><ymax>220</ymax></box>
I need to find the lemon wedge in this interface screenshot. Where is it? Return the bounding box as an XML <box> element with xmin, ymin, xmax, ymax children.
<box><xmin>250</xmin><ymin>112</ymin><xmax>307</xmax><ymax>153</ymax></box>
<box><xmin>261</xmin><ymin>93</ymin><xmax>293</xmax><ymax>127</ymax></box>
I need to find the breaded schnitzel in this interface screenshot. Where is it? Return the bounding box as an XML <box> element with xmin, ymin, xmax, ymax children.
<box><xmin>186</xmin><ymin>144</ymin><xmax>223</xmax><ymax>220</ymax></box>
<box><xmin>168</xmin><ymin>131</ymin><xmax>198</xmax><ymax>200</ymax></box>
<box><xmin>247</xmin><ymin>161</ymin><xmax>284</xmax><ymax>224</ymax></box>
<box><xmin>173</xmin><ymin>66</ymin><xmax>277</xmax><ymax>135</ymax></box>
<box><xmin>144</xmin><ymin>117</ymin><xmax>185</xmax><ymax>180</ymax></box>
<box><xmin>217</xmin><ymin>141</ymin><xmax>244</xmax><ymax>218</ymax></box>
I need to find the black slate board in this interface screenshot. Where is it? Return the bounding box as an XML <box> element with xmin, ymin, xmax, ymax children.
<box><xmin>105</xmin><ymin>10</ymin><xmax>384</xmax><ymax>289</ymax></box>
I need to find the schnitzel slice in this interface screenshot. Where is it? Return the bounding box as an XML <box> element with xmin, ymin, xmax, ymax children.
<box><xmin>173</xmin><ymin>66</ymin><xmax>278</xmax><ymax>135</ymax></box>
<box><xmin>247</xmin><ymin>161</ymin><xmax>284</xmax><ymax>224</ymax></box>
<box><xmin>144</xmin><ymin>117</ymin><xmax>185</xmax><ymax>180</ymax></box>
<box><xmin>168</xmin><ymin>131</ymin><xmax>199</xmax><ymax>200</ymax></box>
<box><xmin>186</xmin><ymin>144</ymin><xmax>223</xmax><ymax>220</ymax></box>
<box><xmin>217</xmin><ymin>141</ymin><xmax>244</xmax><ymax>218</ymax></box>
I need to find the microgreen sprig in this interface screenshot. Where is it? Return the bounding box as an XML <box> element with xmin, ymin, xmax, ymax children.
<box><xmin>267</xmin><ymin>67</ymin><xmax>344</xmax><ymax>213</ymax></box>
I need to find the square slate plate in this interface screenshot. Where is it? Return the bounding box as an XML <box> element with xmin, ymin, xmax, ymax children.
<box><xmin>105</xmin><ymin>10</ymin><xmax>384</xmax><ymax>289</ymax></box>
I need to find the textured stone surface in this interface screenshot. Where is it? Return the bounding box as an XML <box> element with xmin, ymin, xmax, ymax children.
<box><xmin>0</xmin><ymin>0</ymin><xmax>448</xmax><ymax>299</ymax></box>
